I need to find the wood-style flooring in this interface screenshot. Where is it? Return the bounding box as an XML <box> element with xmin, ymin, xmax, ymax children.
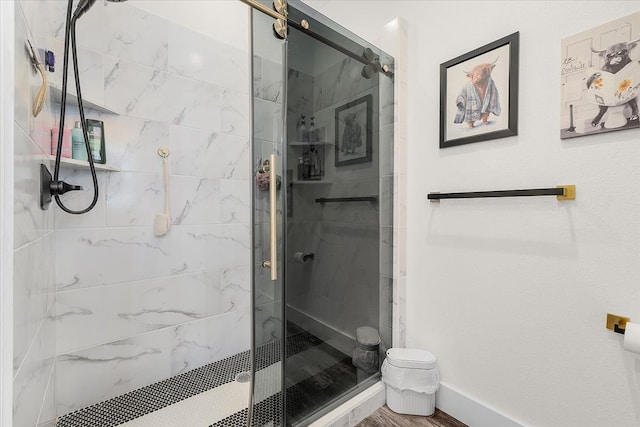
<box><xmin>356</xmin><ymin>405</ymin><xmax>468</xmax><ymax>427</ymax></box>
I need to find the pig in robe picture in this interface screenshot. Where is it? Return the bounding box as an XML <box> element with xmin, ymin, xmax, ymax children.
<box><xmin>561</xmin><ymin>12</ymin><xmax>640</xmax><ymax>139</ymax></box>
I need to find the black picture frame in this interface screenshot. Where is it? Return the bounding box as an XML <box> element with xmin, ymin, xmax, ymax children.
<box><xmin>335</xmin><ymin>94</ymin><xmax>372</xmax><ymax>166</ymax></box>
<box><xmin>439</xmin><ymin>32</ymin><xmax>519</xmax><ymax>148</ymax></box>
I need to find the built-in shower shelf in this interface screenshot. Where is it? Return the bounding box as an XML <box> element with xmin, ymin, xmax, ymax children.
<box><xmin>292</xmin><ymin>179</ymin><xmax>332</xmax><ymax>185</ymax></box>
<box><xmin>50</xmin><ymin>84</ymin><xmax>120</xmax><ymax>115</ymax></box>
<box><xmin>289</xmin><ymin>141</ymin><xmax>333</xmax><ymax>146</ymax></box>
<box><xmin>47</xmin><ymin>156</ymin><xmax>121</xmax><ymax>172</ymax></box>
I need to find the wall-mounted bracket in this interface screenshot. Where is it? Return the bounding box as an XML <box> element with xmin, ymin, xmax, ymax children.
<box><xmin>40</xmin><ymin>164</ymin><xmax>83</xmax><ymax>210</ymax></box>
<box><xmin>556</xmin><ymin>184</ymin><xmax>575</xmax><ymax>201</ymax></box>
<box><xmin>606</xmin><ymin>313</ymin><xmax>630</xmax><ymax>335</ymax></box>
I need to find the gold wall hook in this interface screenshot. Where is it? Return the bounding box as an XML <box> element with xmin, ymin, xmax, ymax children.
<box><xmin>157</xmin><ymin>147</ymin><xmax>170</xmax><ymax>158</ymax></box>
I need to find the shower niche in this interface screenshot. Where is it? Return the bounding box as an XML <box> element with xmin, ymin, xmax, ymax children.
<box><xmin>288</xmin><ymin>140</ymin><xmax>331</xmax><ymax>184</ymax></box>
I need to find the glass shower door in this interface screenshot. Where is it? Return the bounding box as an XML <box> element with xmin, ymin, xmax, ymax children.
<box><xmin>250</xmin><ymin>1</ymin><xmax>394</xmax><ymax>425</ymax></box>
<box><xmin>283</xmin><ymin>1</ymin><xmax>394</xmax><ymax>425</ymax></box>
<box><xmin>250</xmin><ymin>6</ymin><xmax>287</xmax><ymax>427</ymax></box>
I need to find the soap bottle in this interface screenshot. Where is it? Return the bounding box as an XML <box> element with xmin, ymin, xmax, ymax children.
<box><xmin>308</xmin><ymin>116</ymin><xmax>316</xmax><ymax>142</ymax></box>
<box><xmin>71</xmin><ymin>121</ymin><xmax>88</xmax><ymax>161</ymax></box>
<box><xmin>297</xmin><ymin>115</ymin><xmax>307</xmax><ymax>142</ymax></box>
<box><xmin>310</xmin><ymin>146</ymin><xmax>320</xmax><ymax>178</ymax></box>
<box><xmin>303</xmin><ymin>155</ymin><xmax>310</xmax><ymax>179</ymax></box>
<box><xmin>297</xmin><ymin>157</ymin><xmax>304</xmax><ymax>180</ymax></box>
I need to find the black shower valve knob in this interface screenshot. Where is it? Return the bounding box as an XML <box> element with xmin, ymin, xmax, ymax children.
<box><xmin>51</xmin><ymin>180</ymin><xmax>83</xmax><ymax>195</ymax></box>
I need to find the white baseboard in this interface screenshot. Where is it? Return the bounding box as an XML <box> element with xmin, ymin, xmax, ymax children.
<box><xmin>308</xmin><ymin>381</ymin><xmax>385</xmax><ymax>427</ymax></box>
<box><xmin>435</xmin><ymin>383</ymin><xmax>523</xmax><ymax>427</ymax></box>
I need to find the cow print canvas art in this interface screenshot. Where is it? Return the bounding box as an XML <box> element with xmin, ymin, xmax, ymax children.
<box><xmin>561</xmin><ymin>12</ymin><xmax>640</xmax><ymax>139</ymax></box>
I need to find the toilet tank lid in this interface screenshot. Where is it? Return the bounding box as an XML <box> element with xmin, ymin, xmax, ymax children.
<box><xmin>386</xmin><ymin>348</ymin><xmax>437</xmax><ymax>369</ymax></box>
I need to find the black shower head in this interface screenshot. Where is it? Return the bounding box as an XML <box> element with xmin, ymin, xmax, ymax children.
<box><xmin>74</xmin><ymin>0</ymin><xmax>128</xmax><ymax>20</ymax></box>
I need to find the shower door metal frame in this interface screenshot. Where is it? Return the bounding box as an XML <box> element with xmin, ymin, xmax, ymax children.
<box><xmin>247</xmin><ymin>3</ymin><xmax>289</xmax><ymax>426</ymax></box>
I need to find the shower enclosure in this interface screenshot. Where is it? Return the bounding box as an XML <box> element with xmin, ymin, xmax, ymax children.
<box><xmin>10</xmin><ymin>0</ymin><xmax>393</xmax><ymax>426</ymax></box>
<box><xmin>250</xmin><ymin>2</ymin><xmax>394</xmax><ymax>424</ymax></box>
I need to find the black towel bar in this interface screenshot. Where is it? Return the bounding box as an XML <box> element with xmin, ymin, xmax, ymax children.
<box><xmin>315</xmin><ymin>196</ymin><xmax>378</xmax><ymax>204</ymax></box>
<box><xmin>428</xmin><ymin>185</ymin><xmax>575</xmax><ymax>201</ymax></box>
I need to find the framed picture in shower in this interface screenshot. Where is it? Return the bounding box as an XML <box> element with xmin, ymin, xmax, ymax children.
<box><xmin>335</xmin><ymin>94</ymin><xmax>372</xmax><ymax>166</ymax></box>
<box><xmin>439</xmin><ymin>32</ymin><xmax>519</xmax><ymax>148</ymax></box>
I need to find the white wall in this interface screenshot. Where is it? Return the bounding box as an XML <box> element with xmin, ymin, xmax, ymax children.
<box><xmin>306</xmin><ymin>2</ymin><xmax>640</xmax><ymax>426</ymax></box>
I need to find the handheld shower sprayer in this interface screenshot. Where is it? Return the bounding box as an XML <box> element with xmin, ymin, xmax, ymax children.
<box><xmin>48</xmin><ymin>0</ymin><xmax>127</xmax><ymax>214</ymax></box>
<box><xmin>73</xmin><ymin>0</ymin><xmax>98</xmax><ymax>19</ymax></box>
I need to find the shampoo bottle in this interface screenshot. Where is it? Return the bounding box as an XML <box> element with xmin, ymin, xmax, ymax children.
<box><xmin>71</xmin><ymin>121</ymin><xmax>88</xmax><ymax>161</ymax></box>
<box><xmin>297</xmin><ymin>157</ymin><xmax>304</xmax><ymax>180</ymax></box>
<box><xmin>308</xmin><ymin>117</ymin><xmax>316</xmax><ymax>142</ymax></box>
<box><xmin>297</xmin><ymin>115</ymin><xmax>307</xmax><ymax>142</ymax></box>
<box><xmin>50</xmin><ymin>127</ymin><xmax>72</xmax><ymax>158</ymax></box>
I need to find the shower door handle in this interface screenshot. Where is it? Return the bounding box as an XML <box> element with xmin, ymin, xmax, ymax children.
<box><xmin>265</xmin><ymin>153</ymin><xmax>277</xmax><ymax>281</ymax></box>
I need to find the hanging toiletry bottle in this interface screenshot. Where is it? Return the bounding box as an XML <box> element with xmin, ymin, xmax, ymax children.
<box><xmin>71</xmin><ymin>121</ymin><xmax>88</xmax><ymax>161</ymax></box>
<box><xmin>297</xmin><ymin>114</ymin><xmax>307</xmax><ymax>142</ymax></box>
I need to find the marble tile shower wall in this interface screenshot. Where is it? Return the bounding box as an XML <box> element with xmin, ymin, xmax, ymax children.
<box><xmin>14</xmin><ymin>1</ymin><xmax>58</xmax><ymax>426</ymax></box>
<box><xmin>286</xmin><ymin>55</ymin><xmax>394</xmax><ymax>345</ymax></box>
<box><xmin>29</xmin><ymin>1</ymin><xmax>252</xmax><ymax>416</ymax></box>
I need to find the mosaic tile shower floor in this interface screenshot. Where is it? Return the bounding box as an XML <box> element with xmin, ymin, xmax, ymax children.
<box><xmin>56</xmin><ymin>325</ymin><xmax>361</xmax><ymax>427</ymax></box>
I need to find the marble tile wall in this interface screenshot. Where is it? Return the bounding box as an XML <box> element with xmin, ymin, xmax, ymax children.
<box><xmin>18</xmin><ymin>0</ymin><xmax>253</xmax><ymax>416</ymax></box>
<box><xmin>379</xmin><ymin>18</ymin><xmax>408</xmax><ymax>349</ymax></box>
<box><xmin>13</xmin><ymin>1</ymin><xmax>58</xmax><ymax>426</ymax></box>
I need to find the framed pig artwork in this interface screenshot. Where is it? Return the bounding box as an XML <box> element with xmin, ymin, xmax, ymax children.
<box><xmin>561</xmin><ymin>12</ymin><xmax>640</xmax><ymax>139</ymax></box>
<box><xmin>440</xmin><ymin>32</ymin><xmax>519</xmax><ymax>148</ymax></box>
